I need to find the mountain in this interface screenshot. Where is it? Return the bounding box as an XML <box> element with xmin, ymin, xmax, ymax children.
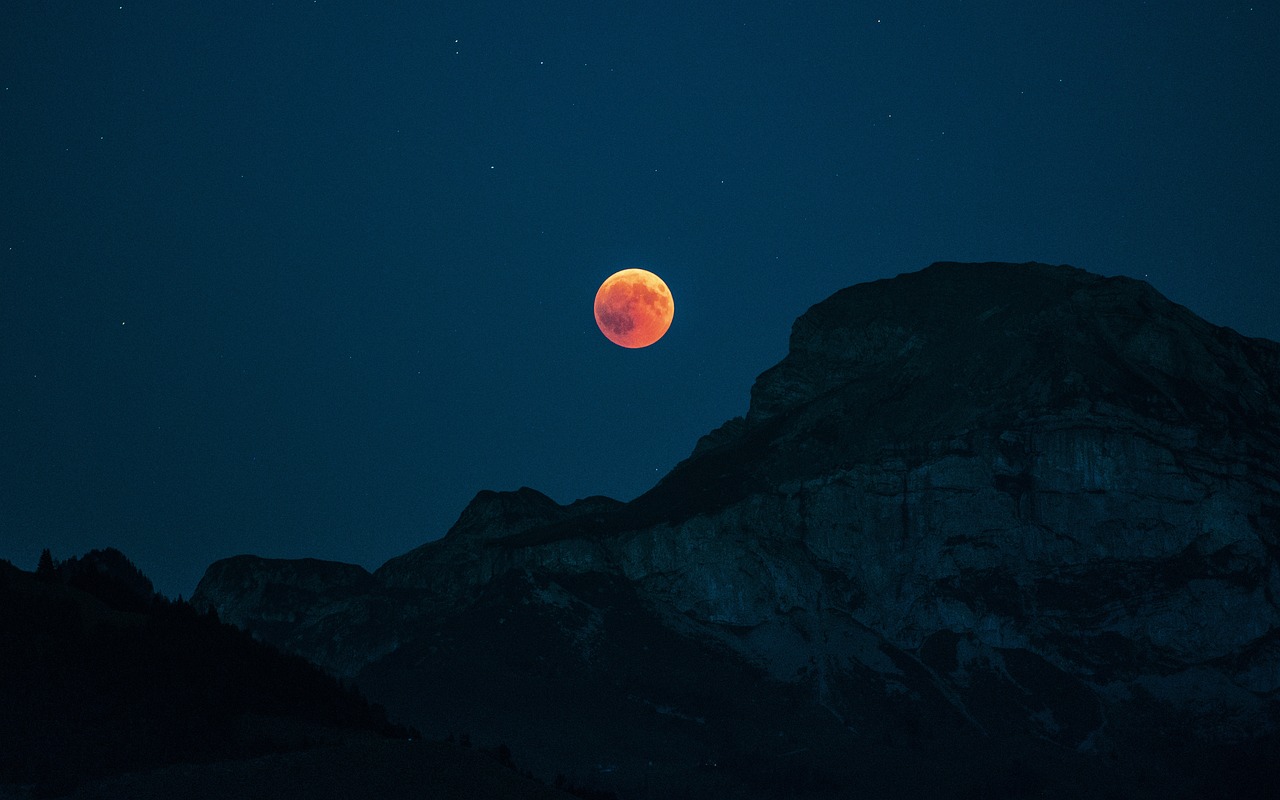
<box><xmin>0</xmin><ymin>556</ymin><xmax>577</xmax><ymax>800</ymax></box>
<box><xmin>194</xmin><ymin>262</ymin><xmax>1280</xmax><ymax>798</ymax></box>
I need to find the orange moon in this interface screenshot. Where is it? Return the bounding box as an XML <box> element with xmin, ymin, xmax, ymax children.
<box><xmin>594</xmin><ymin>269</ymin><xmax>675</xmax><ymax>348</ymax></box>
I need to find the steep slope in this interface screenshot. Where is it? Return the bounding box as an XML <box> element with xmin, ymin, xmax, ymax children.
<box><xmin>195</xmin><ymin>262</ymin><xmax>1280</xmax><ymax>798</ymax></box>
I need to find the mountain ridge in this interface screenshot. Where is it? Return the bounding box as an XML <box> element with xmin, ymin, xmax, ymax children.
<box><xmin>194</xmin><ymin>261</ymin><xmax>1280</xmax><ymax>798</ymax></box>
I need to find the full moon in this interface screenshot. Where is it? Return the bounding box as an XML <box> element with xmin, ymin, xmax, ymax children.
<box><xmin>594</xmin><ymin>269</ymin><xmax>675</xmax><ymax>348</ymax></box>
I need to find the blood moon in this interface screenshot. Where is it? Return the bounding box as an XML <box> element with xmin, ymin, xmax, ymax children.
<box><xmin>593</xmin><ymin>269</ymin><xmax>675</xmax><ymax>348</ymax></box>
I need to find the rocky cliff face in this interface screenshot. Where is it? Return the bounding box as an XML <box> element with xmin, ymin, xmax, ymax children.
<box><xmin>194</xmin><ymin>263</ymin><xmax>1280</xmax><ymax>797</ymax></box>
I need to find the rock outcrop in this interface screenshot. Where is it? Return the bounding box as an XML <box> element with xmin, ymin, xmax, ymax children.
<box><xmin>194</xmin><ymin>263</ymin><xmax>1280</xmax><ymax>798</ymax></box>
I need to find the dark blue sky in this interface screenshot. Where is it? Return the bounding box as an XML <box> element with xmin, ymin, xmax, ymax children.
<box><xmin>3</xmin><ymin>1</ymin><xmax>1277</xmax><ymax>597</ymax></box>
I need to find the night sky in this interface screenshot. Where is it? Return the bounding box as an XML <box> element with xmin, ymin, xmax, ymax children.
<box><xmin>3</xmin><ymin>2</ymin><xmax>1277</xmax><ymax>598</ymax></box>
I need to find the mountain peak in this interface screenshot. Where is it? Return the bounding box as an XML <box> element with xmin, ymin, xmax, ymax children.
<box><xmin>449</xmin><ymin>487</ymin><xmax>561</xmax><ymax>540</ymax></box>
<box><xmin>700</xmin><ymin>262</ymin><xmax>1279</xmax><ymax>492</ymax></box>
<box><xmin>747</xmin><ymin>261</ymin><xmax>1263</xmax><ymax>426</ymax></box>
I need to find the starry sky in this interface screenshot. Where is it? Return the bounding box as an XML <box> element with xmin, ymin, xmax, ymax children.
<box><xmin>2</xmin><ymin>1</ymin><xmax>1277</xmax><ymax>598</ymax></box>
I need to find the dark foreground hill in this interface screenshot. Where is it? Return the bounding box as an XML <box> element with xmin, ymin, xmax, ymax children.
<box><xmin>196</xmin><ymin>262</ymin><xmax>1280</xmax><ymax>798</ymax></box>
<box><xmin>0</xmin><ymin>554</ymin><xmax>574</xmax><ymax>799</ymax></box>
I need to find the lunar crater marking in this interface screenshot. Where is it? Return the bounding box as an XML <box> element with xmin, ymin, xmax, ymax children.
<box><xmin>594</xmin><ymin>269</ymin><xmax>674</xmax><ymax>348</ymax></box>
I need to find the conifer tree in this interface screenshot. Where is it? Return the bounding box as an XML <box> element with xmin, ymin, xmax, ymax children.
<box><xmin>35</xmin><ymin>548</ymin><xmax>57</xmax><ymax>582</ymax></box>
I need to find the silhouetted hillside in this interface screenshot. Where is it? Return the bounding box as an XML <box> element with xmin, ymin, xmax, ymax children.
<box><xmin>0</xmin><ymin>554</ymin><xmax>414</xmax><ymax>796</ymax></box>
<box><xmin>54</xmin><ymin>548</ymin><xmax>156</xmax><ymax>613</ymax></box>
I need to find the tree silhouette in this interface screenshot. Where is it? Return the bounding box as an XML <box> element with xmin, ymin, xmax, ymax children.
<box><xmin>35</xmin><ymin>549</ymin><xmax>57</xmax><ymax>583</ymax></box>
